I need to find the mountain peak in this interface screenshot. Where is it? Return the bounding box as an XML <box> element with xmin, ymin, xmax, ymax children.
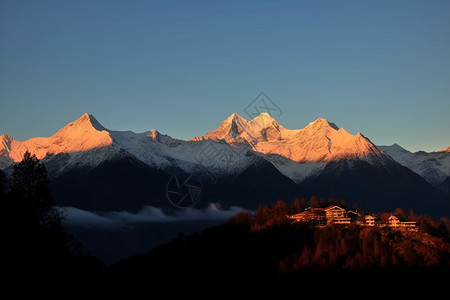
<box><xmin>0</xmin><ymin>113</ymin><xmax>113</xmax><ymax>162</ymax></box>
<box><xmin>75</xmin><ymin>112</ymin><xmax>92</xmax><ymax>125</ymax></box>
<box><xmin>72</xmin><ymin>113</ymin><xmax>106</xmax><ymax>131</ymax></box>
<box><xmin>192</xmin><ymin>114</ymin><xmax>382</xmax><ymax>161</ymax></box>
<box><xmin>306</xmin><ymin>118</ymin><xmax>339</xmax><ymax>131</ymax></box>
<box><xmin>224</xmin><ymin>112</ymin><xmax>246</xmax><ymax>123</ymax></box>
<box><xmin>199</xmin><ymin>113</ymin><xmax>249</xmax><ymax>141</ymax></box>
<box><xmin>0</xmin><ymin>133</ymin><xmax>13</xmax><ymax>141</ymax></box>
<box><xmin>55</xmin><ymin>113</ymin><xmax>109</xmax><ymax>140</ymax></box>
<box><xmin>438</xmin><ymin>146</ymin><xmax>450</xmax><ymax>153</ymax></box>
<box><xmin>252</xmin><ymin>112</ymin><xmax>274</xmax><ymax>121</ymax></box>
<box><xmin>149</xmin><ymin>129</ymin><xmax>160</xmax><ymax>140</ymax></box>
<box><xmin>0</xmin><ymin>134</ymin><xmax>16</xmax><ymax>157</ymax></box>
<box><xmin>251</xmin><ymin>112</ymin><xmax>279</xmax><ymax>127</ymax></box>
<box><xmin>392</xmin><ymin>143</ymin><xmax>407</xmax><ymax>150</ymax></box>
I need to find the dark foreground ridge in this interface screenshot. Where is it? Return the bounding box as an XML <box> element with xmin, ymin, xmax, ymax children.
<box><xmin>6</xmin><ymin>200</ymin><xmax>450</xmax><ymax>295</ymax></box>
<box><xmin>103</xmin><ymin>201</ymin><xmax>450</xmax><ymax>291</ymax></box>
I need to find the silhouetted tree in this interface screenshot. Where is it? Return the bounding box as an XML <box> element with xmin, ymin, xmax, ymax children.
<box><xmin>352</xmin><ymin>202</ymin><xmax>360</xmax><ymax>212</ymax></box>
<box><xmin>408</xmin><ymin>209</ymin><xmax>417</xmax><ymax>221</ymax></box>
<box><xmin>380</xmin><ymin>212</ymin><xmax>391</xmax><ymax>224</ymax></box>
<box><xmin>292</xmin><ymin>197</ymin><xmax>307</xmax><ymax>213</ymax></box>
<box><xmin>227</xmin><ymin>211</ymin><xmax>253</xmax><ymax>228</ymax></box>
<box><xmin>328</xmin><ymin>198</ymin><xmax>338</xmax><ymax>206</ymax></box>
<box><xmin>438</xmin><ymin>217</ymin><xmax>450</xmax><ymax>241</ymax></box>
<box><xmin>4</xmin><ymin>151</ymin><xmax>102</xmax><ymax>277</ymax></box>
<box><xmin>11</xmin><ymin>151</ymin><xmax>61</xmax><ymax>228</ymax></box>
<box><xmin>393</xmin><ymin>208</ymin><xmax>406</xmax><ymax>220</ymax></box>
<box><xmin>308</xmin><ymin>195</ymin><xmax>319</xmax><ymax>208</ymax></box>
<box><xmin>339</xmin><ymin>199</ymin><xmax>347</xmax><ymax>210</ymax></box>
<box><xmin>267</xmin><ymin>200</ymin><xmax>289</xmax><ymax>225</ymax></box>
<box><xmin>252</xmin><ymin>203</ymin><xmax>270</xmax><ymax>230</ymax></box>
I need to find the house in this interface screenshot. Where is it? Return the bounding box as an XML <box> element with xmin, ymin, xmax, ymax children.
<box><xmin>388</xmin><ymin>215</ymin><xmax>401</xmax><ymax>227</ymax></box>
<box><xmin>288</xmin><ymin>205</ymin><xmax>351</xmax><ymax>225</ymax></box>
<box><xmin>365</xmin><ymin>215</ymin><xmax>380</xmax><ymax>226</ymax></box>
<box><xmin>288</xmin><ymin>208</ymin><xmax>326</xmax><ymax>225</ymax></box>
<box><xmin>347</xmin><ymin>210</ymin><xmax>361</xmax><ymax>224</ymax></box>
<box><xmin>388</xmin><ymin>215</ymin><xmax>418</xmax><ymax>231</ymax></box>
<box><xmin>324</xmin><ymin>205</ymin><xmax>346</xmax><ymax>218</ymax></box>
<box><xmin>287</xmin><ymin>206</ymin><xmax>418</xmax><ymax>232</ymax></box>
<box><xmin>323</xmin><ymin>206</ymin><xmax>351</xmax><ymax>225</ymax></box>
<box><xmin>288</xmin><ymin>211</ymin><xmax>316</xmax><ymax>222</ymax></box>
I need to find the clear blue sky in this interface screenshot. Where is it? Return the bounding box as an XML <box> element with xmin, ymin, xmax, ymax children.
<box><xmin>0</xmin><ymin>0</ymin><xmax>449</xmax><ymax>152</ymax></box>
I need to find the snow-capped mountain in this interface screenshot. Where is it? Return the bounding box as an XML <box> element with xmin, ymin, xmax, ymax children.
<box><xmin>379</xmin><ymin>144</ymin><xmax>450</xmax><ymax>186</ymax></box>
<box><xmin>1</xmin><ymin>113</ymin><xmax>113</xmax><ymax>162</ymax></box>
<box><xmin>0</xmin><ymin>112</ymin><xmax>384</xmax><ymax>184</ymax></box>
<box><xmin>0</xmin><ymin>114</ymin><xmax>121</xmax><ymax>172</ymax></box>
<box><xmin>0</xmin><ymin>113</ymin><xmax>254</xmax><ymax>178</ymax></box>
<box><xmin>1</xmin><ymin>112</ymin><xmax>448</xmax><ymax>217</ymax></box>
<box><xmin>191</xmin><ymin>112</ymin><xmax>383</xmax><ymax>162</ymax></box>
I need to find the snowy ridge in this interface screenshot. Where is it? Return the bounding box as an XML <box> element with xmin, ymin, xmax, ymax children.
<box><xmin>0</xmin><ymin>113</ymin><xmax>113</xmax><ymax>163</ymax></box>
<box><xmin>192</xmin><ymin>113</ymin><xmax>383</xmax><ymax>162</ymax></box>
<box><xmin>3</xmin><ymin>112</ymin><xmax>442</xmax><ymax>187</ymax></box>
<box><xmin>379</xmin><ymin>144</ymin><xmax>450</xmax><ymax>185</ymax></box>
<box><xmin>0</xmin><ymin>113</ymin><xmax>258</xmax><ymax>179</ymax></box>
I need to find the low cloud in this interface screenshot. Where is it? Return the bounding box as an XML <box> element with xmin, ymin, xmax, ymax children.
<box><xmin>61</xmin><ymin>207</ymin><xmax>121</xmax><ymax>228</ymax></box>
<box><xmin>61</xmin><ymin>203</ymin><xmax>251</xmax><ymax>228</ymax></box>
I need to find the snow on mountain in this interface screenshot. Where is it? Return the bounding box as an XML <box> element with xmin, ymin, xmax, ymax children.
<box><xmin>0</xmin><ymin>114</ymin><xmax>127</xmax><ymax>175</ymax></box>
<box><xmin>260</xmin><ymin>154</ymin><xmax>326</xmax><ymax>184</ymax></box>
<box><xmin>0</xmin><ymin>113</ymin><xmax>256</xmax><ymax>179</ymax></box>
<box><xmin>0</xmin><ymin>134</ymin><xmax>18</xmax><ymax>169</ymax></box>
<box><xmin>192</xmin><ymin>113</ymin><xmax>383</xmax><ymax>163</ymax></box>
<box><xmin>379</xmin><ymin>144</ymin><xmax>450</xmax><ymax>186</ymax></box>
<box><xmin>2</xmin><ymin>112</ymin><xmax>448</xmax><ymax>216</ymax></box>
<box><xmin>1</xmin><ymin>113</ymin><xmax>113</xmax><ymax>162</ymax></box>
<box><xmin>0</xmin><ymin>112</ymin><xmax>389</xmax><ymax>183</ymax></box>
<box><xmin>104</xmin><ymin>125</ymin><xmax>256</xmax><ymax>180</ymax></box>
<box><xmin>190</xmin><ymin>112</ymin><xmax>300</xmax><ymax>145</ymax></box>
<box><xmin>6</xmin><ymin>112</ymin><xmax>445</xmax><ymax>188</ymax></box>
<box><xmin>438</xmin><ymin>146</ymin><xmax>450</xmax><ymax>153</ymax></box>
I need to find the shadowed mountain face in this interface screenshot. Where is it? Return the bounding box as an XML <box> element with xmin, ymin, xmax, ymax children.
<box><xmin>438</xmin><ymin>177</ymin><xmax>450</xmax><ymax>195</ymax></box>
<box><xmin>299</xmin><ymin>158</ymin><xmax>450</xmax><ymax>216</ymax></box>
<box><xmin>49</xmin><ymin>152</ymin><xmax>172</xmax><ymax>212</ymax></box>
<box><xmin>1</xmin><ymin>113</ymin><xmax>449</xmax><ymax>217</ymax></box>
<box><xmin>379</xmin><ymin>144</ymin><xmax>450</xmax><ymax>187</ymax></box>
<box><xmin>209</xmin><ymin>158</ymin><xmax>302</xmax><ymax>210</ymax></box>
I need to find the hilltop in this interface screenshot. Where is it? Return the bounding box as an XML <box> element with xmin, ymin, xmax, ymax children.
<box><xmin>105</xmin><ymin>199</ymin><xmax>450</xmax><ymax>289</ymax></box>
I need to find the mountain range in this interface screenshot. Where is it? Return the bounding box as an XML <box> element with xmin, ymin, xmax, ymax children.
<box><xmin>1</xmin><ymin>113</ymin><xmax>449</xmax><ymax>217</ymax></box>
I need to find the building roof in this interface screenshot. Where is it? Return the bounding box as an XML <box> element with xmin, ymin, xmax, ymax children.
<box><xmin>324</xmin><ymin>205</ymin><xmax>345</xmax><ymax>211</ymax></box>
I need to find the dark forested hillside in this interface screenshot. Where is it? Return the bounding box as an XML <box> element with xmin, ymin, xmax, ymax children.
<box><xmin>105</xmin><ymin>200</ymin><xmax>450</xmax><ymax>290</ymax></box>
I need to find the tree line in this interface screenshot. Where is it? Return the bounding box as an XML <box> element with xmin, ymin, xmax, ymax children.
<box><xmin>230</xmin><ymin>197</ymin><xmax>450</xmax><ymax>238</ymax></box>
<box><xmin>106</xmin><ymin>198</ymin><xmax>450</xmax><ymax>288</ymax></box>
<box><xmin>0</xmin><ymin>151</ymin><xmax>101</xmax><ymax>281</ymax></box>
<box><xmin>226</xmin><ymin>198</ymin><xmax>450</xmax><ymax>272</ymax></box>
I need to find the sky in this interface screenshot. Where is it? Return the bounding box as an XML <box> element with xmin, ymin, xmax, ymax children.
<box><xmin>0</xmin><ymin>0</ymin><xmax>449</xmax><ymax>152</ymax></box>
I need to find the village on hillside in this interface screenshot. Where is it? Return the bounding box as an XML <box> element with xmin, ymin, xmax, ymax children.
<box><xmin>288</xmin><ymin>205</ymin><xmax>418</xmax><ymax>232</ymax></box>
